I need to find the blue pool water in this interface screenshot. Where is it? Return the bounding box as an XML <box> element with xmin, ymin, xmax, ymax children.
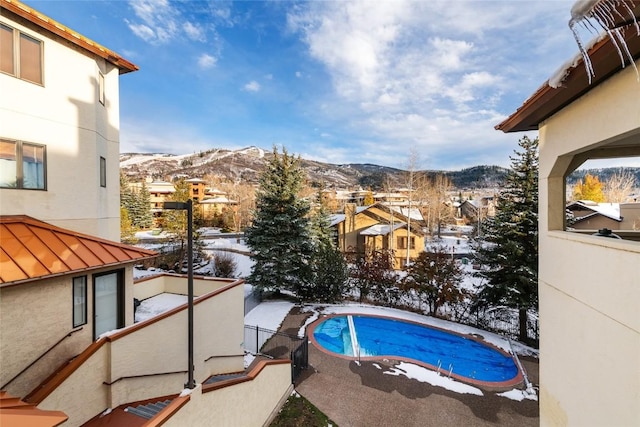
<box><xmin>313</xmin><ymin>315</ymin><xmax>519</xmax><ymax>383</ymax></box>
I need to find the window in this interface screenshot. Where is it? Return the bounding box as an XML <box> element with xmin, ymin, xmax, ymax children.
<box><xmin>397</xmin><ymin>236</ymin><xmax>415</xmax><ymax>250</ymax></box>
<box><xmin>93</xmin><ymin>270</ymin><xmax>124</xmax><ymax>339</ymax></box>
<box><xmin>0</xmin><ymin>140</ymin><xmax>46</xmax><ymax>189</ymax></box>
<box><xmin>98</xmin><ymin>71</ymin><xmax>105</xmax><ymax>105</ymax></box>
<box><xmin>100</xmin><ymin>156</ymin><xmax>106</xmax><ymax>187</ymax></box>
<box><xmin>73</xmin><ymin>276</ymin><xmax>87</xmax><ymax>327</ymax></box>
<box><xmin>1</xmin><ymin>24</ymin><xmax>43</xmax><ymax>85</ymax></box>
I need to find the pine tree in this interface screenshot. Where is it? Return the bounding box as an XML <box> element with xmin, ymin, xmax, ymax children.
<box><xmin>136</xmin><ymin>181</ymin><xmax>153</xmax><ymax>228</ymax></box>
<box><xmin>245</xmin><ymin>146</ymin><xmax>314</xmax><ymax>296</ymax></box>
<box><xmin>120</xmin><ymin>173</ymin><xmax>136</xmax><ymax>222</ymax></box>
<box><xmin>474</xmin><ymin>135</ymin><xmax>538</xmax><ymax>343</ymax></box>
<box><xmin>306</xmin><ymin>189</ymin><xmax>348</xmax><ymax>302</ymax></box>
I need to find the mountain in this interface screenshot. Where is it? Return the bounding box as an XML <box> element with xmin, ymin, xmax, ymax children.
<box><xmin>119</xmin><ymin>146</ymin><xmax>511</xmax><ymax>189</ymax></box>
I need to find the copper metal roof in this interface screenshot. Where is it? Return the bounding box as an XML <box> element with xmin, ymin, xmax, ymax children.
<box><xmin>0</xmin><ymin>390</ymin><xmax>68</xmax><ymax>427</ymax></box>
<box><xmin>0</xmin><ymin>0</ymin><xmax>138</xmax><ymax>74</ymax></box>
<box><xmin>496</xmin><ymin>1</ymin><xmax>640</xmax><ymax>133</ymax></box>
<box><xmin>0</xmin><ymin>216</ymin><xmax>156</xmax><ymax>286</ymax></box>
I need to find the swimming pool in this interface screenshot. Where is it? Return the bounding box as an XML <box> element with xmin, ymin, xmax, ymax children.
<box><xmin>310</xmin><ymin>314</ymin><xmax>522</xmax><ymax>387</ymax></box>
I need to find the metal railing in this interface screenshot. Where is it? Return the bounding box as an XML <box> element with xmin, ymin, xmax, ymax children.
<box><xmin>1</xmin><ymin>327</ymin><xmax>83</xmax><ymax>390</ymax></box>
<box><xmin>244</xmin><ymin>325</ymin><xmax>305</xmax><ymax>360</ymax></box>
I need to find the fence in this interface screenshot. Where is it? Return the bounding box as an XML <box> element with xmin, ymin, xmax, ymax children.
<box><xmin>244</xmin><ymin>288</ymin><xmax>262</xmax><ymax>316</ymax></box>
<box><xmin>467</xmin><ymin>307</ymin><xmax>539</xmax><ymax>345</ymax></box>
<box><xmin>244</xmin><ymin>325</ymin><xmax>308</xmax><ymax>382</ymax></box>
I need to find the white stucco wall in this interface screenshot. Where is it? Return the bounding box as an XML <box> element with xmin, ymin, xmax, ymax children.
<box><xmin>538</xmin><ymin>62</ymin><xmax>640</xmax><ymax>426</ymax></box>
<box><xmin>0</xmin><ymin>11</ymin><xmax>126</xmax><ymax>240</ymax></box>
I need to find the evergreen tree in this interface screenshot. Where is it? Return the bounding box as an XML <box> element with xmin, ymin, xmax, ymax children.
<box><xmin>306</xmin><ymin>189</ymin><xmax>348</xmax><ymax>302</ymax></box>
<box><xmin>309</xmin><ymin>188</ymin><xmax>335</xmax><ymax>248</ymax></box>
<box><xmin>120</xmin><ymin>173</ymin><xmax>136</xmax><ymax>222</ymax></box>
<box><xmin>245</xmin><ymin>146</ymin><xmax>314</xmax><ymax>296</ymax></box>
<box><xmin>136</xmin><ymin>181</ymin><xmax>153</xmax><ymax>228</ymax></box>
<box><xmin>474</xmin><ymin>136</ymin><xmax>539</xmax><ymax>343</ymax></box>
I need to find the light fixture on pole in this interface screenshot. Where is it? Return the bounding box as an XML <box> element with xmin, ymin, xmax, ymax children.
<box><xmin>163</xmin><ymin>200</ymin><xmax>195</xmax><ymax>389</ymax></box>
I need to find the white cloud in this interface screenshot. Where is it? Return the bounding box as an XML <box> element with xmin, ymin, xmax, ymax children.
<box><xmin>127</xmin><ymin>0</ymin><xmax>178</xmax><ymax>44</ymax></box>
<box><xmin>184</xmin><ymin>21</ymin><xmax>206</xmax><ymax>42</ymax></box>
<box><xmin>127</xmin><ymin>0</ymin><xmax>217</xmax><ymax>45</ymax></box>
<box><xmin>295</xmin><ymin>71</ymin><xmax>302</xmax><ymax>78</ymax></box>
<box><xmin>197</xmin><ymin>53</ymin><xmax>217</xmax><ymax>69</ymax></box>
<box><xmin>243</xmin><ymin>81</ymin><xmax>261</xmax><ymax>92</ymax></box>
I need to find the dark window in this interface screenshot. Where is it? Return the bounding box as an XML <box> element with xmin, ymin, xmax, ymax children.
<box><xmin>100</xmin><ymin>156</ymin><xmax>106</xmax><ymax>187</ymax></box>
<box><xmin>73</xmin><ymin>276</ymin><xmax>88</xmax><ymax>327</ymax></box>
<box><xmin>0</xmin><ymin>139</ymin><xmax>46</xmax><ymax>189</ymax></box>
<box><xmin>1</xmin><ymin>24</ymin><xmax>43</xmax><ymax>84</ymax></box>
<box><xmin>397</xmin><ymin>236</ymin><xmax>415</xmax><ymax>250</ymax></box>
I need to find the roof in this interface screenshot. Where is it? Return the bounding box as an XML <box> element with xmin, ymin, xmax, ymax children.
<box><xmin>496</xmin><ymin>1</ymin><xmax>640</xmax><ymax>132</ymax></box>
<box><xmin>1</xmin><ymin>0</ymin><xmax>138</xmax><ymax>74</ymax></box>
<box><xmin>0</xmin><ymin>216</ymin><xmax>157</xmax><ymax>286</ymax></box>
<box><xmin>566</xmin><ymin>200</ymin><xmax>621</xmax><ymax>221</ymax></box>
<box><xmin>0</xmin><ymin>391</ymin><xmax>68</xmax><ymax>427</ymax></box>
<box><xmin>360</xmin><ymin>223</ymin><xmax>406</xmax><ymax>236</ymax></box>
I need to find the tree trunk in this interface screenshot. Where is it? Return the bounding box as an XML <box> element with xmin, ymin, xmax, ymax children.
<box><xmin>518</xmin><ymin>307</ymin><xmax>528</xmax><ymax>342</ymax></box>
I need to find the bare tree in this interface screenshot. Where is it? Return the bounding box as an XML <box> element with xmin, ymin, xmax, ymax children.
<box><xmin>604</xmin><ymin>169</ymin><xmax>636</xmax><ymax>202</ymax></box>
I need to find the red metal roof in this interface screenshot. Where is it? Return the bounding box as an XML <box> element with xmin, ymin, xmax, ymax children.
<box><xmin>0</xmin><ymin>0</ymin><xmax>138</xmax><ymax>74</ymax></box>
<box><xmin>0</xmin><ymin>216</ymin><xmax>156</xmax><ymax>286</ymax></box>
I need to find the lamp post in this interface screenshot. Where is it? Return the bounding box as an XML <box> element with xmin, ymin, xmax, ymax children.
<box><xmin>163</xmin><ymin>199</ymin><xmax>195</xmax><ymax>389</ymax></box>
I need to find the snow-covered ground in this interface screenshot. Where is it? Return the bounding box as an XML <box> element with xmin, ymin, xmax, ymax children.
<box><xmin>133</xmin><ymin>228</ymin><xmax>254</xmax><ymax>280</ymax></box>
<box><xmin>132</xmin><ymin>227</ymin><xmax>537</xmax><ymax>401</ymax></box>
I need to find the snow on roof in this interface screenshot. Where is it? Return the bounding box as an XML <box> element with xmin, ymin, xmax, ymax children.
<box><xmin>360</xmin><ymin>223</ymin><xmax>406</xmax><ymax>236</ymax></box>
<box><xmin>330</xmin><ymin>214</ymin><xmax>345</xmax><ymax>226</ymax></box>
<box><xmin>568</xmin><ymin>200</ymin><xmax>621</xmax><ymax>220</ymax></box>
<box><xmin>389</xmin><ymin>206</ymin><xmax>424</xmax><ymax>222</ymax></box>
<box><xmin>200</xmin><ymin>196</ymin><xmax>237</xmax><ymax>204</ymax></box>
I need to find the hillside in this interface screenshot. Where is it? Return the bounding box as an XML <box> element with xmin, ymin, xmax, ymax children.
<box><xmin>120</xmin><ymin>146</ymin><xmax>638</xmax><ymax>191</ymax></box>
<box><xmin>120</xmin><ymin>147</ymin><xmax>511</xmax><ymax>190</ymax></box>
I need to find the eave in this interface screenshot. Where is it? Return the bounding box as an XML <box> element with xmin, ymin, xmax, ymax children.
<box><xmin>497</xmin><ymin>2</ymin><xmax>640</xmax><ymax>133</ymax></box>
<box><xmin>0</xmin><ymin>0</ymin><xmax>138</xmax><ymax>74</ymax></box>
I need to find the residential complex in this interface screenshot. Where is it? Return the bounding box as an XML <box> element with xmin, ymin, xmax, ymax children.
<box><xmin>0</xmin><ymin>1</ymin><xmax>291</xmax><ymax>425</ymax></box>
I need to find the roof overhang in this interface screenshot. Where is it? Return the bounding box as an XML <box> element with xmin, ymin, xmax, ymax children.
<box><xmin>497</xmin><ymin>1</ymin><xmax>640</xmax><ymax>133</ymax></box>
<box><xmin>1</xmin><ymin>0</ymin><xmax>138</xmax><ymax>74</ymax></box>
<box><xmin>0</xmin><ymin>215</ymin><xmax>157</xmax><ymax>287</ymax></box>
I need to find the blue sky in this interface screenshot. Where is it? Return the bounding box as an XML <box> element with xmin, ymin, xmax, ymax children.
<box><xmin>26</xmin><ymin>0</ymin><xmax>594</xmax><ymax>170</ymax></box>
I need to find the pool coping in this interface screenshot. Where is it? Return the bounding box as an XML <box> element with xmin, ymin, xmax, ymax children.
<box><xmin>307</xmin><ymin>313</ymin><xmax>525</xmax><ymax>390</ymax></box>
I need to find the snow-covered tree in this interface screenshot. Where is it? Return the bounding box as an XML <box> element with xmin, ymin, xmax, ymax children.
<box><xmin>245</xmin><ymin>146</ymin><xmax>314</xmax><ymax>296</ymax></box>
<box><xmin>474</xmin><ymin>136</ymin><xmax>539</xmax><ymax>343</ymax></box>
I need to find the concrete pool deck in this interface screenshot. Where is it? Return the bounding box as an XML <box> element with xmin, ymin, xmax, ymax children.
<box><xmin>279</xmin><ymin>306</ymin><xmax>539</xmax><ymax>427</ymax></box>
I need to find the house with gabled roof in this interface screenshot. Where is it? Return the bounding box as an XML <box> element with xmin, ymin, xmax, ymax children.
<box><xmin>1</xmin><ymin>1</ymin><xmax>292</xmax><ymax>425</ymax></box>
<box><xmin>496</xmin><ymin>1</ymin><xmax>640</xmax><ymax>425</ymax></box>
<box><xmin>331</xmin><ymin>202</ymin><xmax>426</xmax><ymax>268</ymax></box>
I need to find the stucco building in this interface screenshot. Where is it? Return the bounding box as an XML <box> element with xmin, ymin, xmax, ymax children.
<box><xmin>0</xmin><ymin>1</ymin><xmax>291</xmax><ymax>425</ymax></box>
<box><xmin>497</xmin><ymin>2</ymin><xmax>640</xmax><ymax>425</ymax></box>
